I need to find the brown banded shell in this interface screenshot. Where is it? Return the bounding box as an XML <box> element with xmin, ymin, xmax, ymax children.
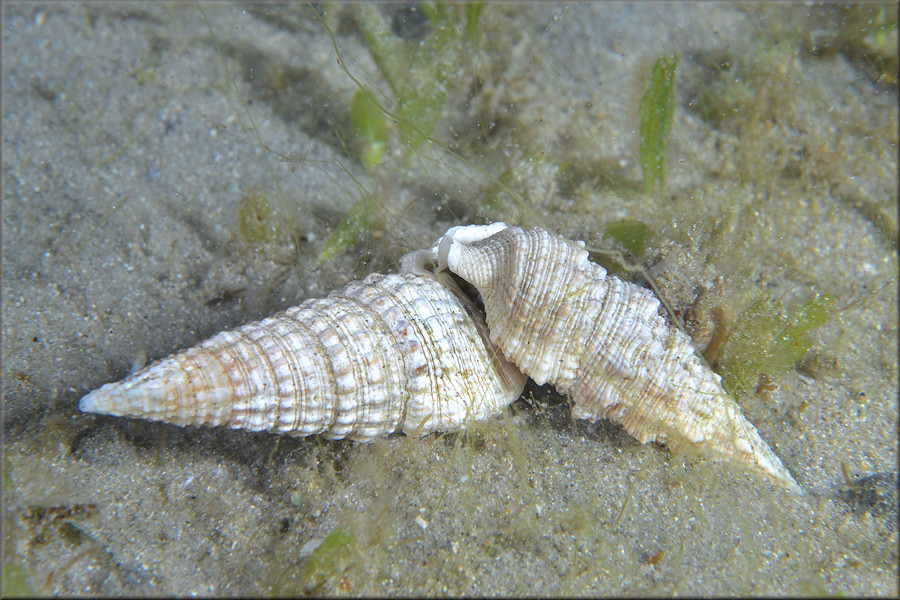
<box><xmin>79</xmin><ymin>272</ymin><xmax>527</xmax><ymax>441</ymax></box>
<box><xmin>407</xmin><ymin>223</ymin><xmax>801</xmax><ymax>492</ymax></box>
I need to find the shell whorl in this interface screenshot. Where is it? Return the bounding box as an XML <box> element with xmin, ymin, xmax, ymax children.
<box><xmin>79</xmin><ymin>273</ymin><xmax>527</xmax><ymax>441</ymax></box>
<box><xmin>430</xmin><ymin>224</ymin><xmax>801</xmax><ymax>492</ymax></box>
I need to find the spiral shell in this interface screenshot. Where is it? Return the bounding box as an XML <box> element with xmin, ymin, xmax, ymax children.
<box><xmin>406</xmin><ymin>223</ymin><xmax>801</xmax><ymax>492</ymax></box>
<box><xmin>79</xmin><ymin>272</ymin><xmax>527</xmax><ymax>441</ymax></box>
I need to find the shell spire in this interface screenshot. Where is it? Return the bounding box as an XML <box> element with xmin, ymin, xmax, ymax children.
<box><xmin>80</xmin><ymin>273</ymin><xmax>526</xmax><ymax>441</ymax></box>
<box><xmin>423</xmin><ymin>224</ymin><xmax>801</xmax><ymax>493</ymax></box>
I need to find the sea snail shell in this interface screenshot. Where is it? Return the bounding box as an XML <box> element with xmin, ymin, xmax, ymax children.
<box><xmin>79</xmin><ymin>272</ymin><xmax>526</xmax><ymax>441</ymax></box>
<box><xmin>404</xmin><ymin>223</ymin><xmax>801</xmax><ymax>492</ymax></box>
<box><xmin>80</xmin><ymin>221</ymin><xmax>801</xmax><ymax>493</ymax></box>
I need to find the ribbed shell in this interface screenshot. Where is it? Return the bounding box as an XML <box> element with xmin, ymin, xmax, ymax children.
<box><xmin>79</xmin><ymin>273</ymin><xmax>526</xmax><ymax>441</ymax></box>
<box><xmin>423</xmin><ymin>224</ymin><xmax>800</xmax><ymax>492</ymax></box>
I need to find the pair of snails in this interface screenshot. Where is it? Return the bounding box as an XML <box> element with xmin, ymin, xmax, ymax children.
<box><xmin>79</xmin><ymin>223</ymin><xmax>800</xmax><ymax>492</ymax></box>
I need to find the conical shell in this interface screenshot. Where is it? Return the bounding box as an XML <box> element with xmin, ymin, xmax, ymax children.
<box><xmin>412</xmin><ymin>224</ymin><xmax>800</xmax><ymax>492</ymax></box>
<box><xmin>79</xmin><ymin>273</ymin><xmax>527</xmax><ymax>441</ymax></box>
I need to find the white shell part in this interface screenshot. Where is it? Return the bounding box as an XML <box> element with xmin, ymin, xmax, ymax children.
<box><xmin>79</xmin><ymin>273</ymin><xmax>527</xmax><ymax>441</ymax></box>
<box><xmin>418</xmin><ymin>224</ymin><xmax>801</xmax><ymax>492</ymax></box>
